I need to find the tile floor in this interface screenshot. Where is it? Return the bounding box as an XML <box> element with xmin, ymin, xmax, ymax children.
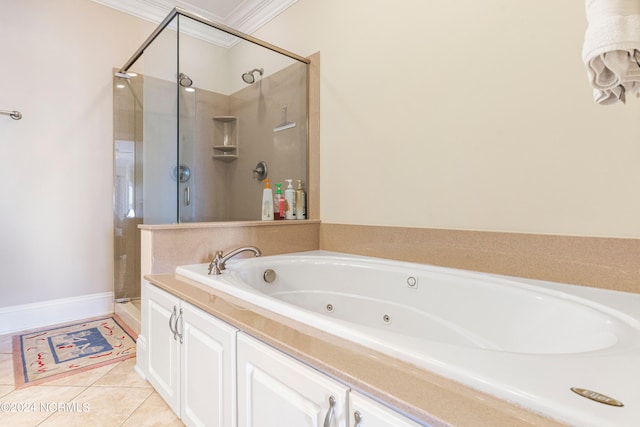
<box><xmin>0</xmin><ymin>331</ymin><xmax>185</xmax><ymax>426</ymax></box>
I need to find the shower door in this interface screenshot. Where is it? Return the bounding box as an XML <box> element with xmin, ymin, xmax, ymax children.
<box><xmin>114</xmin><ymin>63</ymin><xmax>144</xmax><ymax>302</ymax></box>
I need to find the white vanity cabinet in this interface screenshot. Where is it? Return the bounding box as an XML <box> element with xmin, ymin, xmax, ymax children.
<box><xmin>144</xmin><ymin>281</ymin><xmax>425</xmax><ymax>427</ymax></box>
<box><xmin>349</xmin><ymin>391</ymin><xmax>423</xmax><ymax>427</ymax></box>
<box><xmin>145</xmin><ymin>282</ymin><xmax>237</xmax><ymax>427</ymax></box>
<box><xmin>237</xmin><ymin>333</ymin><xmax>349</xmax><ymax>427</ymax></box>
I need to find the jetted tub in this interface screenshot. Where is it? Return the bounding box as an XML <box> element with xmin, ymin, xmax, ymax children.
<box><xmin>176</xmin><ymin>250</ymin><xmax>640</xmax><ymax>426</ymax></box>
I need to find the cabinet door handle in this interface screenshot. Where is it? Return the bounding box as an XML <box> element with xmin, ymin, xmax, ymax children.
<box><xmin>323</xmin><ymin>395</ymin><xmax>336</xmax><ymax>427</ymax></box>
<box><xmin>169</xmin><ymin>306</ymin><xmax>177</xmax><ymax>340</ymax></box>
<box><xmin>176</xmin><ymin>308</ymin><xmax>184</xmax><ymax>344</ymax></box>
<box><xmin>353</xmin><ymin>411</ymin><xmax>363</xmax><ymax>427</ymax></box>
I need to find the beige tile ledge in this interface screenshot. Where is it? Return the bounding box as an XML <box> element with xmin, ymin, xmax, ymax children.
<box><xmin>145</xmin><ymin>273</ymin><xmax>566</xmax><ymax>427</ymax></box>
<box><xmin>139</xmin><ymin>219</ymin><xmax>320</xmax><ymax>230</ymax></box>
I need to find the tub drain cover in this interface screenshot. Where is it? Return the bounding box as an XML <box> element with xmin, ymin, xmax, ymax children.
<box><xmin>570</xmin><ymin>387</ymin><xmax>623</xmax><ymax>407</ymax></box>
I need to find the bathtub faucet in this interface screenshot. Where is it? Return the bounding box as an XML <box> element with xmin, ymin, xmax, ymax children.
<box><xmin>208</xmin><ymin>246</ymin><xmax>262</xmax><ymax>275</ymax></box>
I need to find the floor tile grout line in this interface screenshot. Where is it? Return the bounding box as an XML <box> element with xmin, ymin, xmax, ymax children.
<box><xmin>0</xmin><ymin>352</ymin><xmax>15</xmax><ymax>390</ymax></box>
<box><xmin>11</xmin><ymin>359</ymin><xmax>122</xmax><ymax>390</ymax></box>
<box><xmin>118</xmin><ymin>388</ymin><xmax>155</xmax><ymax>427</ymax></box>
<box><xmin>4</xmin><ymin>383</ymin><xmax>90</xmax><ymax>426</ymax></box>
<box><xmin>33</xmin><ymin>386</ymin><xmax>89</xmax><ymax>427</ymax></box>
<box><xmin>84</xmin><ymin>359</ymin><xmax>122</xmax><ymax>387</ymax></box>
<box><xmin>92</xmin><ymin>384</ymin><xmax>153</xmax><ymax>388</ymax></box>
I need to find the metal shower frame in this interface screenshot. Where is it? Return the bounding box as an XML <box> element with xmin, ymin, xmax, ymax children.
<box><xmin>118</xmin><ymin>7</ymin><xmax>310</xmax><ymax>73</ymax></box>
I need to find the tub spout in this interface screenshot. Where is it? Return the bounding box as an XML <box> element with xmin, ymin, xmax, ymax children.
<box><xmin>208</xmin><ymin>246</ymin><xmax>261</xmax><ymax>275</ymax></box>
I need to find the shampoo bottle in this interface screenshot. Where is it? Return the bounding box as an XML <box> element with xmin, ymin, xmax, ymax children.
<box><xmin>284</xmin><ymin>179</ymin><xmax>296</xmax><ymax>219</ymax></box>
<box><xmin>274</xmin><ymin>183</ymin><xmax>285</xmax><ymax>220</ymax></box>
<box><xmin>261</xmin><ymin>179</ymin><xmax>274</xmax><ymax>221</ymax></box>
<box><xmin>295</xmin><ymin>180</ymin><xmax>306</xmax><ymax>220</ymax></box>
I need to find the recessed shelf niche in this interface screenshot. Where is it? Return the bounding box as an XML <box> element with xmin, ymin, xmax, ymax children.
<box><xmin>212</xmin><ymin>116</ymin><xmax>238</xmax><ymax>162</ymax></box>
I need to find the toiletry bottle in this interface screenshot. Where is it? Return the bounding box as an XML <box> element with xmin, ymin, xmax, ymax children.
<box><xmin>261</xmin><ymin>179</ymin><xmax>274</xmax><ymax>221</ymax></box>
<box><xmin>295</xmin><ymin>180</ymin><xmax>306</xmax><ymax>220</ymax></box>
<box><xmin>284</xmin><ymin>179</ymin><xmax>296</xmax><ymax>219</ymax></box>
<box><xmin>274</xmin><ymin>183</ymin><xmax>285</xmax><ymax>220</ymax></box>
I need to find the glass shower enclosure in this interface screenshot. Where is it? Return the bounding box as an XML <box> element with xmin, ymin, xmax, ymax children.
<box><xmin>112</xmin><ymin>8</ymin><xmax>310</xmax><ymax>331</ymax></box>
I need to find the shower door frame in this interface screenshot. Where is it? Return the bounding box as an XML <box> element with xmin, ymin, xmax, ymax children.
<box><xmin>119</xmin><ymin>7</ymin><xmax>310</xmax><ymax>75</ymax></box>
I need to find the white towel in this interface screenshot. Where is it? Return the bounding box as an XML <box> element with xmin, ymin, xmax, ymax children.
<box><xmin>582</xmin><ymin>0</ymin><xmax>640</xmax><ymax>104</ymax></box>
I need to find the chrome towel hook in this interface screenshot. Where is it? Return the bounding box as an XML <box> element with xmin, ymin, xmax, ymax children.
<box><xmin>1</xmin><ymin>110</ymin><xmax>22</xmax><ymax>120</ymax></box>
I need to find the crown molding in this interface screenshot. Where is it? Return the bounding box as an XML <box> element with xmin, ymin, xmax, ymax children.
<box><xmin>91</xmin><ymin>0</ymin><xmax>297</xmax><ymax>47</ymax></box>
<box><xmin>92</xmin><ymin>0</ymin><xmax>173</xmax><ymax>24</ymax></box>
<box><xmin>226</xmin><ymin>0</ymin><xmax>297</xmax><ymax>34</ymax></box>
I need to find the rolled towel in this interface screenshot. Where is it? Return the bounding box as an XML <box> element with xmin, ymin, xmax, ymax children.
<box><xmin>582</xmin><ymin>0</ymin><xmax>640</xmax><ymax>104</ymax></box>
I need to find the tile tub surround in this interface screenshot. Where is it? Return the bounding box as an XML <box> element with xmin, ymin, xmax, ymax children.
<box><xmin>141</xmin><ymin>221</ymin><xmax>640</xmax><ymax>294</ymax></box>
<box><xmin>320</xmin><ymin>224</ymin><xmax>640</xmax><ymax>294</ymax></box>
<box><xmin>146</xmin><ymin>273</ymin><xmax>567</xmax><ymax>427</ymax></box>
<box><xmin>140</xmin><ymin>220</ymin><xmax>321</xmax><ymax>275</ymax></box>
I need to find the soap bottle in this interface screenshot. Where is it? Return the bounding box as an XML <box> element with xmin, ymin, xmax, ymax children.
<box><xmin>295</xmin><ymin>180</ymin><xmax>306</xmax><ymax>220</ymax></box>
<box><xmin>274</xmin><ymin>183</ymin><xmax>285</xmax><ymax>220</ymax></box>
<box><xmin>261</xmin><ymin>179</ymin><xmax>274</xmax><ymax>221</ymax></box>
<box><xmin>284</xmin><ymin>179</ymin><xmax>296</xmax><ymax>219</ymax></box>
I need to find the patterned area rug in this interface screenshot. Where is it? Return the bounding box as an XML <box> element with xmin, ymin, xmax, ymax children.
<box><xmin>13</xmin><ymin>315</ymin><xmax>137</xmax><ymax>388</ymax></box>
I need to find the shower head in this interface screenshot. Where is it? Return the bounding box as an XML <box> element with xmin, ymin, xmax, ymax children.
<box><xmin>242</xmin><ymin>68</ymin><xmax>264</xmax><ymax>84</ymax></box>
<box><xmin>179</xmin><ymin>73</ymin><xmax>193</xmax><ymax>87</ymax></box>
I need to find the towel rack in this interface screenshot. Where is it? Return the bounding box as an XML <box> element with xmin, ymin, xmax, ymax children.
<box><xmin>1</xmin><ymin>110</ymin><xmax>22</xmax><ymax>120</ymax></box>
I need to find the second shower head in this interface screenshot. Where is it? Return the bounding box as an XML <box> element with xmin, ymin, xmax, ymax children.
<box><xmin>242</xmin><ymin>68</ymin><xmax>264</xmax><ymax>84</ymax></box>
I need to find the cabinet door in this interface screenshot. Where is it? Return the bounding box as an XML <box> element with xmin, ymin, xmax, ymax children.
<box><xmin>181</xmin><ymin>301</ymin><xmax>237</xmax><ymax>427</ymax></box>
<box><xmin>145</xmin><ymin>283</ymin><xmax>181</xmax><ymax>415</ymax></box>
<box><xmin>349</xmin><ymin>391</ymin><xmax>423</xmax><ymax>427</ymax></box>
<box><xmin>237</xmin><ymin>333</ymin><xmax>349</xmax><ymax>427</ymax></box>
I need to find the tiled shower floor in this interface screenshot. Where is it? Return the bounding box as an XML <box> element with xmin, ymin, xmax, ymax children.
<box><xmin>0</xmin><ymin>330</ymin><xmax>184</xmax><ymax>426</ymax></box>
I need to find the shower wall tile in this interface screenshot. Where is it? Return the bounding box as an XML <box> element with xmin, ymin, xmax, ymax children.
<box><xmin>228</xmin><ymin>61</ymin><xmax>309</xmax><ymax>220</ymax></box>
<box><xmin>183</xmin><ymin>56</ymin><xmax>314</xmax><ymax>222</ymax></box>
<box><xmin>320</xmin><ymin>224</ymin><xmax>640</xmax><ymax>294</ymax></box>
<box><xmin>192</xmin><ymin>90</ymin><xmax>231</xmax><ymax>221</ymax></box>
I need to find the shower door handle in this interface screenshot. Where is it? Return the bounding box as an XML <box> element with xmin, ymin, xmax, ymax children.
<box><xmin>184</xmin><ymin>186</ymin><xmax>190</xmax><ymax>206</ymax></box>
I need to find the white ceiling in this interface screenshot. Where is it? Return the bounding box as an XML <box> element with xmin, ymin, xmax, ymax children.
<box><xmin>91</xmin><ymin>0</ymin><xmax>297</xmax><ymax>36</ymax></box>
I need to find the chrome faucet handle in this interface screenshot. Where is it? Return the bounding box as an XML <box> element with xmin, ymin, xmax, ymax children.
<box><xmin>208</xmin><ymin>251</ymin><xmax>224</xmax><ymax>275</ymax></box>
<box><xmin>209</xmin><ymin>246</ymin><xmax>261</xmax><ymax>275</ymax></box>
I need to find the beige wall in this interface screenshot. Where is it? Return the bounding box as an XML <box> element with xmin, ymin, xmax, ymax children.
<box><xmin>0</xmin><ymin>0</ymin><xmax>154</xmax><ymax>307</ymax></box>
<box><xmin>254</xmin><ymin>0</ymin><xmax>640</xmax><ymax>238</ymax></box>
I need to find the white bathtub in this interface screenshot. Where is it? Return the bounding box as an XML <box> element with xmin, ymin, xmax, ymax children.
<box><xmin>176</xmin><ymin>250</ymin><xmax>640</xmax><ymax>426</ymax></box>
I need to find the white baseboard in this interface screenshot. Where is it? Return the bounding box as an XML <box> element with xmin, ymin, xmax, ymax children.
<box><xmin>135</xmin><ymin>335</ymin><xmax>147</xmax><ymax>380</ymax></box>
<box><xmin>0</xmin><ymin>292</ymin><xmax>114</xmax><ymax>336</ymax></box>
